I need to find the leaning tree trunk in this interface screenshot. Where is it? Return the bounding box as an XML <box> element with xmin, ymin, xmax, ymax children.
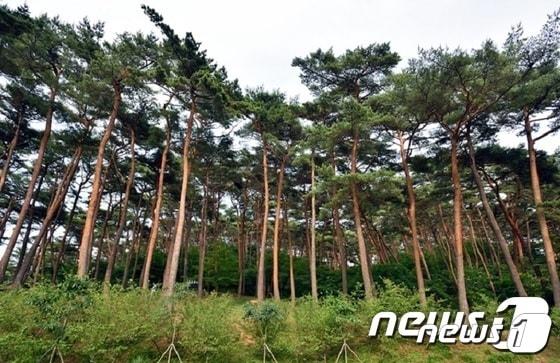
<box><xmin>350</xmin><ymin>128</ymin><xmax>375</xmax><ymax>299</ymax></box>
<box><xmin>256</xmin><ymin>136</ymin><xmax>270</xmax><ymax>302</ymax></box>
<box><xmin>104</xmin><ymin>128</ymin><xmax>136</xmax><ymax>288</ymax></box>
<box><xmin>524</xmin><ymin>110</ymin><xmax>560</xmax><ymax>307</ymax></box>
<box><xmin>162</xmin><ymin>102</ymin><xmax>195</xmax><ymax>295</ymax></box>
<box><xmin>13</xmin><ymin>145</ymin><xmax>83</xmax><ymax>286</ymax></box>
<box><xmin>52</xmin><ymin>176</ymin><xmax>87</xmax><ymax>282</ymax></box>
<box><xmin>0</xmin><ymin>86</ymin><xmax>57</xmax><ymax>282</ymax></box>
<box><xmin>0</xmin><ymin>112</ymin><xmax>21</xmax><ymax>193</ymax></box>
<box><xmin>15</xmin><ymin>169</ymin><xmax>48</xmax><ymax>274</ymax></box>
<box><xmin>77</xmin><ymin>82</ymin><xmax>122</xmax><ymax>278</ymax></box>
<box><xmin>450</xmin><ymin>134</ymin><xmax>469</xmax><ymax>313</ymax></box>
<box><xmin>467</xmin><ymin>131</ymin><xmax>527</xmax><ymax>297</ymax></box>
<box><xmin>272</xmin><ymin>155</ymin><xmax>287</xmax><ymax>300</ymax></box>
<box><xmin>141</xmin><ymin>122</ymin><xmax>171</xmax><ymax>289</ymax></box>
<box><xmin>0</xmin><ymin>199</ymin><xmax>14</xmax><ymax>244</ymax></box>
<box><xmin>397</xmin><ymin>131</ymin><xmax>427</xmax><ymax>307</ymax></box>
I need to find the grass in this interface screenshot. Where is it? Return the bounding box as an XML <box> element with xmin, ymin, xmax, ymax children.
<box><xmin>0</xmin><ymin>279</ymin><xmax>559</xmax><ymax>362</ymax></box>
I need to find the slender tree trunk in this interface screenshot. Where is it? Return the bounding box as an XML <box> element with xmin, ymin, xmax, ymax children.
<box><xmin>122</xmin><ymin>201</ymin><xmax>141</xmax><ymax>288</ymax></box>
<box><xmin>237</xmin><ymin>188</ymin><xmax>248</xmax><ymax>296</ymax></box>
<box><xmin>31</xmin><ymin>223</ymin><xmax>54</xmax><ymax>284</ymax></box>
<box><xmin>330</xmin><ymin>151</ymin><xmax>348</xmax><ymax>295</ymax></box>
<box><xmin>13</xmin><ymin>146</ymin><xmax>83</xmax><ymax>286</ymax></box>
<box><xmin>466</xmin><ymin>131</ymin><xmax>526</xmax><ymax>296</ymax></box>
<box><xmin>272</xmin><ymin>155</ymin><xmax>287</xmax><ymax>300</ymax></box>
<box><xmin>450</xmin><ymin>135</ymin><xmax>469</xmax><ymax>313</ymax></box>
<box><xmin>125</xmin><ymin>198</ymin><xmax>148</xmax><ymax>286</ymax></box>
<box><xmin>0</xmin><ymin>199</ymin><xmax>14</xmax><ymax>243</ymax></box>
<box><xmin>0</xmin><ymin>87</ymin><xmax>57</xmax><ymax>282</ymax></box>
<box><xmin>309</xmin><ymin>151</ymin><xmax>318</xmax><ymax>302</ymax></box>
<box><xmin>197</xmin><ymin>172</ymin><xmax>209</xmax><ymax>297</ymax></box>
<box><xmin>257</xmin><ymin>137</ymin><xmax>269</xmax><ymax>301</ymax></box>
<box><xmin>397</xmin><ymin>131</ymin><xmax>426</xmax><ymax>307</ymax></box>
<box><xmin>93</xmin><ymin>193</ymin><xmax>115</xmax><ymax>280</ymax></box>
<box><xmin>0</xmin><ymin>113</ymin><xmax>21</xmax><ymax>193</ymax></box>
<box><xmin>141</xmin><ymin>121</ymin><xmax>171</xmax><ymax>289</ymax></box>
<box><xmin>477</xmin><ymin>210</ymin><xmax>501</xmax><ymax>270</ymax></box>
<box><xmin>524</xmin><ymin>110</ymin><xmax>560</xmax><ymax>307</ymax></box>
<box><xmin>283</xmin><ymin>199</ymin><xmax>296</xmax><ymax>304</ymax></box>
<box><xmin>181</xmin><ymin>205</ymin><xmax>193</xmax><ymax>283</ymax></box>
<box><xmin>104</xmin><ymin>128</ymin><xmax>136</xmax><ymax>288</ymax></box>
<box><xmin>350</xmin><ymin>128</ymin><xmax>375</xmax><ymax>299</ymax></box>
<box><xmin>16</xmin><ymin>210</ymin><xmax>34</xmax><ymax>275</ymax></box>
<box><xmin>15</xmin><ymin>169</ymin><xmax>48</xmax><ymax>273</ymax></box>
<box><xmin>419</xmin><ymin>247</ymin><xmax>431</xmax><ymax>280</ymax></box>
<box><xmin>133</xmin><ymin>196</ymin><xmax>151</xmax><ymax>284</ymax></box>
<box><xmin>77</xmin><ymin>83</ymin><xmax>121</xmax><ymax>277</ymax></box>
<box><xmin>162</xmin><ymin>102</ymin><xmax>195</xmax><ymax>295</ymax></box>
<box><xmin>466</xmin><ymin>212</ymin><xmax>496</xmax><ymax>296</ymax></box>
<box><xmin>52</xmin><ymin>177</ymin><xmax>86</xmax><ymax>282</ymax></box>
<box><xmin>332</xmin><ymin>204</ymin><xmax>348</xmax><ymax>295</ymax></box>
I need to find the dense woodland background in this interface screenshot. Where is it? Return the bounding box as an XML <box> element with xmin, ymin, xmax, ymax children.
<box><xmin>1</xmin><ymin>3</ymin><xmax>560</xmax><ymax>314</ymax></box>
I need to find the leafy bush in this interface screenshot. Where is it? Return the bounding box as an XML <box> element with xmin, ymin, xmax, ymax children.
<box><xmin>290</xmin><ymin>295</ymin><xmax>359</xmax><ymax>360</ymax></box>
<box><xmin>243</xmin><ymin>299</ymin><xmax>285</xmax><ymax>343</ymax></box>
<box><xmin>67</xmin><ymin>289</ymin><xmax>169</xmax><ymax>361</ymax></box>
<box><xmin>179</xmin><ymin>293</ymin><xmax>246</xmax><ymax>362</ymax></box>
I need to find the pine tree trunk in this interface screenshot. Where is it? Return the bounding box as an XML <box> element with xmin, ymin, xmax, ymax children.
<box><xmin>257</xmin><ymin>137</ymin><xmax>269</xmax><ymax>301</ymax></box>
<box><xmin>162</xmin><ymin>102</ymin><xmax>195</xmax><ymax>295</ymax></box>
<box><xmin>104</xmin><ymin>128</ymin><xmax>136</xmax><ymax>288</ymax></box>
<box><xmin>397</xmin><ymin>131</ymin><xmax>427</xmax><ymax>307</ymax></box>
<box><xmin>310</xmin><ymin>152</ymin><xmax>318</xmax><ymax>302</ymax></box>
<box><xmin>283</xmin><ymin>200</ymin><xmax>296</xmax><ymax>304</ymax></box>
<box><xmin>13</xmin><ymin>146</ymin><xmax>82</xmax><ymax>286</ymax></box>
<box><xmin>0</xmin><ymin>113</ymin><xmax>21</xmax><ymax>193</ymax></box>
<box><xmin>93</xmin><ymin>193</ymin><xmax>115</xmax><ymax>280</ymax></box>
<box><xmin>0</xmin><ymin>87</ymin><xmax>57</xmax><ymax>282</ymax></box>
<box><xmin>350</xmin><ymin>128</ymin><xmax>375</xmax><ymax>299</ymax></box>
<box><xmin>330</xmin><ymin>152</ymin><xmax>348</xmax><ymax>295</ymax></box>
<box><xmin>77</xmin><ymin>83</ymin><xmax>122</xmax><ymax>277</ymax></box>
<box><xmin>524</xmin><ymin>110</ymin><xmax>560</xmax><ymax>307</ymax></box>
<box><xmin>237</xmin><ymin>188</ymin><xmax>248</xmax><ymax>296</ymax></box>
<box><xmin>52</xmin><ymin>177</ymin><xmax>86</xmax><ymax>282</ymax></box>
<box><xmin>122</xmin><ymin>203</ymin><xmax>141</xmax><ymax>288</ymax></box>
<box><xmin>181</xmin><ymin>205</ymin><xmax>193</xmax><ymax>283</ymax></box>
<box><xmin>0</xmin><ymin>199</ymin><xmax>14</xmax><ymax>244</ymax></box>
<box><xmin>332</xmin><ymin>203</ymin><xmax>348</xmax><ymax>295</ymax></box>
<box><xmin>450</xmin><ymin>135</ymin><xmax>469</xmax><ymax>313</ymax></box>
<box><xmin>272</xmin><ymin>155</ymin><xmax>287</xmax><ymax>300</ymax></box>
<box><xmin>466</xmin><ymin>131</ymin><xmax>526</xmax><ymax>296</ymax></box>
<box><xmin>197</xmin><ymin>172</ymin><xmax>209</xmax><ymax>297</ymax></box>
<box><xmin>141</xmin><ymin>121</ymin><xmax>171</xmax><ymax>289</ymax></box>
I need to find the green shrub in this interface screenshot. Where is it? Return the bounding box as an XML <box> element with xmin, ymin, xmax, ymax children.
<box><xmin>67</xmin><ymin>289</ymin><xmax>169</xmax><ymax>361</ymax></box>
<box><xmin>290</xmin><ymin>295</ymin><xmax>359</xmax><ymax>360</ymax></box>
<box><xmin>243</xmin><ymin>299</ymin><xmax>285</xmax><ymax>343</ymax></box>
<box><xmin>179</xmin><ymin>293</ymin><xmax>246</xmax><ymax>362</ymax></box>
